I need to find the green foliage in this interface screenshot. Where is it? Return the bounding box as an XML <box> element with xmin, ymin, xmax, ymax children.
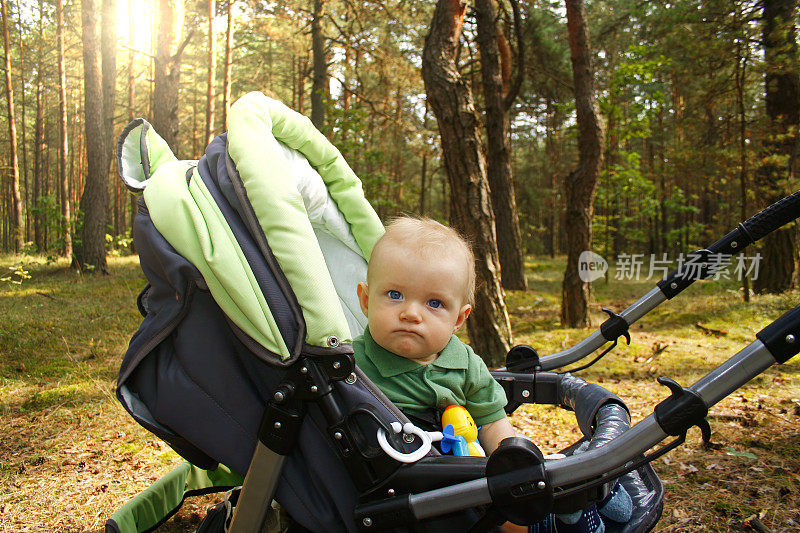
<box><xmin>30</xmin><ymin>195</ymin><xmax>67</xmax><ymax>254</ymax></box>
<box><xmin>106</xmin><ymin>232</ymin><xmax>133</xmax><ymax>257</ymax></box>
<box><xmin>0</xmin><ymin>263</ymin><xmax>31</xmax><ymax>285</ymax></box>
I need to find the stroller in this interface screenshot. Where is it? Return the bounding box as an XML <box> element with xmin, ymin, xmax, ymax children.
<box><xmin>106</xmin><ymin>92</ymin><xmax>800</xmax><ymax>533</ymax></box>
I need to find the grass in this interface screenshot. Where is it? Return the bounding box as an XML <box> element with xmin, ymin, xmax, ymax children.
<box><xmin>1</xmin><ymin>254</ymin><xmax>800</xmax><ymax>531</ymax></box>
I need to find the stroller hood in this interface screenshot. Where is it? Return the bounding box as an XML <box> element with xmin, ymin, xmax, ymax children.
<box><xmin>115</xmin><ymin>93</ymin><xmax>409</xmax><ymax>531</ymax></box>
<box><xmin>117</xmin><ymin>92</ymin><xmax>384</xmax><ymax>361</ymax></box>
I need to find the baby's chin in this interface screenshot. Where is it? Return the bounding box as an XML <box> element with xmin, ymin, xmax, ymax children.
<box><xmin>393</xmin><ymin>339</ymin><xmax>436</xmax><ymax>362</ymax></box>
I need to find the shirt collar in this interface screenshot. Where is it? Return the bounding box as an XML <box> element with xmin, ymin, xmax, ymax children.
<box><xmin>363</xmin><ymin>328</ymin><xmax>468</xmax><ymax>377</ymax></box>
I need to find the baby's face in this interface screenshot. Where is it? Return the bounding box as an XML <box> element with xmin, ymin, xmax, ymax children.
<box><xmin>357</xmin><ymin>245</ymin><xmax>471</xmax><ymax>364</ymax></box>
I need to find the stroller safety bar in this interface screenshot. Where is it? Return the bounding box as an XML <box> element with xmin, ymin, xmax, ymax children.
<box><xmin>517</xmin><ymin>189</ymin><xmax>800</xmax><ymax>372</ymax></box>
<box><xmin>354</xmin><ymin>303</ymin><xmax>800</xmax><ymax>530</ymax></box>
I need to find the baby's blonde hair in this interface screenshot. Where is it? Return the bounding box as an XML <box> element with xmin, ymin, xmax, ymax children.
<box><xmin>369</xmin><ymin>216</ymin><xmax>476</xmax><ymax>305</ymax></box>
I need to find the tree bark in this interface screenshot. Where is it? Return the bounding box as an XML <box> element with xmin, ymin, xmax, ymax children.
<box><xmin>101</xmin><ymin>0</ymin><xmax>117</xmax><ymax>240</ymax></box>
<box><xmin>222</xmin><ymin>0</ymin><xmax>234</xmax><ymax>129</ymax></box>
<box><xmin>33</xmin><ymin>0</ymin><xmax>44</xmax><ymax>252</ymax></box>
<box><xmin>56</xmin><ymin>0</ymin><xmax>73</xmax><ymax>258</ymax></box>
<box><xmin>152</xmin><ymin>0</ymin><xmax>188</xmax><ymax>154</ymax></box>
<box><xmin>475</xmin><ymin>0</ymin><xmax>527</xmax><ymax>291</ymax></box>
<box><xmin>127</xmin><ymin>0</ymin><xmax>136</xmax><ymax>250</ymax></box>
<box><xmin>15</xmin><ymin>5</ymin><xmax>28</xmax><ymax>244</ymax></box>
<box><xmin>561</xmin><ymin>0</ymin><xmax>604</xmax><ymax>327</ymax></box>
<box><xmin>101</xmin><ymin>0</ymin><xmax>117</xmax><ymax>150</ymax></box>
<box><xmin>422</xmin><ymin>0</ymin><xmax>512</xmax><ymax>364</ymax></box>
<box><xmin>754</xmin><ymin>0</ymin><xmax>800</xmax><ymax>293</ymax></box>
<box><xmin>205</xmin><ymin>0</ymin><xmax>217</xmax><ymax>145</ymax></box>
<box><xmin>311</xmin><ymin>0</ymin><xmax>327</xmax><ymax>129</ymax></box>
<box><xmin>77</xmin><ymin>0</ymin><xmax>108</xmax><ymax>273</ymax></box>
<box><xmin>734</xmin><ymin>12</ymin><xmax>750</xmax><ymax>302</ymax></box>
<box><xmin>2</xmin><ymin>0</ymin><xmax>23</xmax><ymax>252</ymax></box>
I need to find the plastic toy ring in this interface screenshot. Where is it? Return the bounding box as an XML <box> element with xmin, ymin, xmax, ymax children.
<box><xmin>377</xmin><ymin>422</ymin><xmax>436</xmax><ymax>463</ymax></box>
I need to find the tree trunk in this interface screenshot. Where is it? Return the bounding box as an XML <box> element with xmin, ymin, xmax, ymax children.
<box><xmin>475</xmin><ymin>0</ymin><xmax>527</xmax><ymax>291</ymax></box>
<box><xmin>152</xmin><ymin>0</ymin><xmax>187</xmax><ymax>154</ymax></box>
<box><xmin>127</xmin><ymin>0</ymin><xmax>136</xmax><ymax>250</ymax></box>
<box><xmin>15</xmin><ymin>5</ymin><xmax>28</xmax><ymax>244</ymax></box>
<box><xmin>101</xmin><ymin>0</ymin><xmax>117</xmax><ymax>241</ymax></box>
<box><xmin>310</xmin><ymin>0</ymin><xmax>327</xmax><ymax>129</ymax></box>
<box><xmin>754</xmin><ymin>0</ymin><xmax>800</xmax><ymax>293</ymax></box>
<box><xmin>222</xmin><ymin>0</ymin><xmax>233</xmax><ymax>128</ymax></box>
<box><xmin>422</xmin><ymin>0</ymin><xmax>512</xmax><ymax>364</ymax></box>
<box><xmin>101</xmin><ymin>0</ymin><xmax>117</xmax><ymax>150</ymax></box>
<box><xmin>734</xmin><ymin>14</ymin><xmax>750</xmax><ymax>302</ymax></box>
<box><xmin>57</xmin><ymin>0</ymin><xmax>73</xmax><ymax>258</ymax></box>
<box><xmin>33</xmin><ymin>0</ymin><xmax>44</xmax><ymax>252</ymax></box>
<box><xmin>2</xmin><ymin>0</ymin><xmax>23</xmax><ymax>252</ymax></box>
<box><xmin>561</xmin><ymin>0</ymin><xmax>604</xmax><ymax>327</ymax></box>
<box><xmin>127</xmin><ymin>0</ymin><xmax>135</xmax><ymax>121</ymax></box>
<box><xmin>205</xmin><ymin>0</ymin><xmax>217</xmax><ymax>144</ymax></box>
<box><xmin>77</xmin><ymin>0</ymin><xmax>108</xmax><ymax>273</ymax></box>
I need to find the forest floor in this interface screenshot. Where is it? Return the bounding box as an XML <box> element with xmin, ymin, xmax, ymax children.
<box><xmin>1</xmin><ymin>254</ymin><xmax>799</xmax><ymax>532</ymax></box>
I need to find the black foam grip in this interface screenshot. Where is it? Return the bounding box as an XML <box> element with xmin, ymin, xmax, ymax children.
<box><xmin>558</xmin><ymin>374</ymin><xmax>629</xmax><ymax>438</ymax></box>
<box><xmin>586</xmin><ymin>403</ymin><xmax>630</xmax><ymax>451</ymax></box>
<box><xmin>742</xmin><ymin>189</ymin><xmax>800</xmax><ymax>242</ymax></box>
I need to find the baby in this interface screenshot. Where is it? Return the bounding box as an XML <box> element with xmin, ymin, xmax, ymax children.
<box><xmin>355</xmin><ymin>216</ymin><xmax>628</xmax><ymax>533</ymax></box>
<box><xmin>354</xmin><ymin>216</ymin><xmax>516</xmax><ymax>454</ymax></box>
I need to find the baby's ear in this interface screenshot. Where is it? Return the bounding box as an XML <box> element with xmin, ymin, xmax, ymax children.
<box><xmin>454</xmin><ymin>304</ymin><xmax>471</xmax><ymax>331</ymax></box>
<box><xmin>356</xmin><ymin>282</ymin><xmax>370</xmax><ymax>316</ymax></box>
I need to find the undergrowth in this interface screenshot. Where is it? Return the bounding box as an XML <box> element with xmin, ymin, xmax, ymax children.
<box><xmin>1</xmin><ymin>254</ymin><xmax>799</xmax><ymax>531</ymax></box>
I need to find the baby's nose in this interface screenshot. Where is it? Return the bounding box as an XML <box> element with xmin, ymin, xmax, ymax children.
<box><xmin>400</xmin><ymin>304</ymin><xmax>422</xmax><ymax>322</ymax></box>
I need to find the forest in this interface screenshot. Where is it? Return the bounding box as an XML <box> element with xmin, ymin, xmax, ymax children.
<box><xmin>2</xmin><ymin>1</ymin><xmax>800</xmax><ymax>531</ymax></box>
<box><xmin>0</xmin><ymin>0</ymin><xmax>798</xmax><ymax>347</ymax></box>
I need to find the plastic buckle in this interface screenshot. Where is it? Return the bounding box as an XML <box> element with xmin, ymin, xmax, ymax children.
<box><xmin>506</xmin><ymin>345</ymin><xmax>541</xmax><ymax>373</ymax></box>
<box><xmin>654</xmin><ymin>377</ymin><xmax>711</xmax><ymax>446</ymax></box>
<box><xmin>600</xmin><ymin>308</ymin><xmax>631</xmax><ymax>345</ymax></box>
<box><xmin>486</xmin><ymin>437</ymin><xmax>552</xmax><ymax>525</ymax></box>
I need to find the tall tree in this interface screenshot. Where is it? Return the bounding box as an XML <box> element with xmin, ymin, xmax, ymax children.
<box><xmin>754</xmin><ymin>0</ymin><xmax>800</xmax><ymax>293</ymax></box>
<box><xmin>310</xmin><ymin>0</ymin><xmax>327</xmax><ymax>129</ymax></box>
<box><xmin>2</xmin><ymin>0</ymin><xmax>23</xmax><ymax>252</ymax></box>
<box><xmin>127</xmin><ymin>0</ymin><xmax>136</xmax><ymax>250</ymax></box>
<box><xmin>152</xmin><ymin>0</ymin><xmax>190</xmax><ymax>154</ymax></box>
<box><xmin>77</xmin><ymin>0</ymin><xmax>108</xmax><ymax>272</ymax></box>
<box><xmin>101</xmin><ymin>0</ymin><xmax>117</xmax><ymax>157</ymax></box>
<box><xmin>475</xmin><ymin>0</ymin><xmax>527</xmax><ymax>291</ymax></box>
<box><xmin>222</xmin><ymin>0</ymin><xmax>234</xmax><ymax>128</ymax></box>
<box><xmin>205</xmin><ymin>0</ymin><xmax>217</xmax><ymax>144</ymax></box>
<box><xmin>33</xmin><ymin>0</ymin><xmax>44</xmax><ymax>252</ymax></box>
<box><xmin>422</xmin><ymin>0</ymin><xmax>512</xmax><ymax>363</ymax></box>
<box><xmin>57</xmin><ymin>0</ymin><xmax>72</xmax><ymax>258</ymax></box>
<box><xmin>102</xmin><ymin>0</ymin><xmax>117</xmax><ymax>240</ymax></box>
<box><xmin>15</xmin><ymin>4</ymin><xmax>28</xmax><ymax>243</ymax></box>
<box><xmin>561</xmin><ymin>0</ymin><xmax>604</xmax><ymax>327</ymax></box>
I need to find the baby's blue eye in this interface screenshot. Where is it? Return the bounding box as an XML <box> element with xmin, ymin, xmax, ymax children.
<box><xmin>388</xmin><ymin>290</ymin><xmax>402</xmax><ymax>300</ymax></box>
<box><xmin>427</xmin><ymin>299</ymin><xmax>443</xmax><ymax>309</ymax></box>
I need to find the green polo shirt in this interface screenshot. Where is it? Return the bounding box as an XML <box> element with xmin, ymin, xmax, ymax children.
<box><xmin>353</xmin><ymin>327</ymin><xmax>508</xmax><ymax>426</ymax></box>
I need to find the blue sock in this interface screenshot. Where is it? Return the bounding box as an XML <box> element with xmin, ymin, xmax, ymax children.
<box><xmin>597</xmin><ymin>482</ymin><xmax>633</xmax><ymax>524</ymax></box>
<box><xmin>554</xmin><ymin>504</ymin><xmax>604</xmax><ymax>533</ymax></box>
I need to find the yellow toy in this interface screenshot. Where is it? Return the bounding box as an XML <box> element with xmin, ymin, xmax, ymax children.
<box><xmin>440</xmin><ymin>405</ymin><xmax>485</xmax><ymax>457</ymax></box>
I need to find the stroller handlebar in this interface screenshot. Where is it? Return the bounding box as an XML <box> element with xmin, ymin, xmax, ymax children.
<box><xmin>374</xmin><ymin>305</ymin><xmax>800</xmax><ymax>528</ymax></box>
<box><xmin>741</xmin><ymin>188</ymin><xmax>800</xmax><ymax>242</ymax></box>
